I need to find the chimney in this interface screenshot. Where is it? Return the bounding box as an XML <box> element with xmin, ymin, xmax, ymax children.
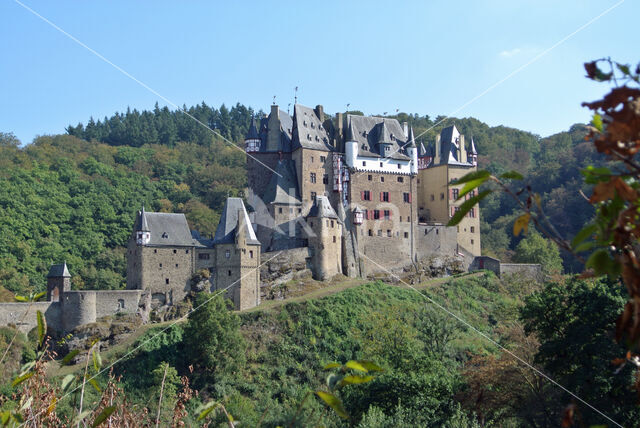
<box><xmin>315</xmin><ymin>105</ymin><xmax>324</xmax><ymax>122</ymax></box>
<box><xmin>435</xmin><ymin>134</ymin><xmax>441</xmax><ymax>164</ymax></box>
<box><xmin>270</xmin><ymin>104</ymin><xmax>279</xmax><ymax>119</ymax></box>
<box><xmin>402</xmin><ymin>122</ymin><xmax>408</xmax><ymax>139</ymax></box>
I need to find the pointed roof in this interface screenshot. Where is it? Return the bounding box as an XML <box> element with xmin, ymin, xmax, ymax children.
<box><xmin>245</xmin><ymin>116</ymin><xmax>260</xmax><ymax>140</ymax></box>
<box><xmin>48</xmin><ymin>262</ymin><xmax>71</xmax><ymax>278</ymax></box>
<box><xmin>418</xmin><ymin>142</ymin><xmax>428</xmax><ymax>157</ymax></box>
<box><xmin>307</xmin><ymin>195</ymin><xmax>338</xmax><ymax>219</ymax></box>
<box><xmin>345</xmin><ymin>114</ymin><xmax>409</xmax><ymax>160</ymax></box>
<box><xmin>346</xmin><ymin>120</ymin><xmax>356</xmax><ymax>142</ymax></box>
<box><xmin>213</xmin><ymin>198</ymin><xmax>260</xmax><ymax>245</ymax></box>
<box><xmin>262</xmin><ymin>159</ymin><xmax>302</xmax><ymax>205</ymax></box>
<box><xmin>139</xmin><ymin>206</ymin><xmax>150</xmax><ymax>231</ymax></box>
<box><xmin>291</xmin><ymin>104</ymin><xmax>333</xmax><ymax>152</ymax></box>
<box><xmin>470</xmin><ymin>137</ymin><xmax>478</xmax><ymax>155</ymax></box>
<box><xmin>377</xmin><ymin>121</ymin><xmax>392</xmax><ymax>145</ymax></box>
<box><xmin>406</xmin><ymin>126</ymin><xmax>416</xmax><ymax>148</ymax></box>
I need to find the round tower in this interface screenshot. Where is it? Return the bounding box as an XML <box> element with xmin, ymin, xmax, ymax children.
<box><xmin>344</xmin><ymin>121</ymin><xmax>358</xmax><ymax>168</ymax></box>
<box><xmin>307</xmin><ymin>196</ymin><xmax>342</xmax><ymax>280</ymax></box>
<box><xmin>245</xmin><ymin>116</ymin><xmax>261</xmax><ymax>153</ymax></box>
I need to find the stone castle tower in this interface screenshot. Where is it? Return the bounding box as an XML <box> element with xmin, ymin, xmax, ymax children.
<box><xmin>307</xmin><ymin>196</ymin><xmax>342</xmax><ymax>280</ymax></box>
<box><xmin>212</xmin><ymin>198</ymin><xmax>261</xmax><ymax>310</ymax></box>
<box><xmin>46</xmin><ymin>262</ymin><xmax>70</xmax><ymax>302</ymax></box>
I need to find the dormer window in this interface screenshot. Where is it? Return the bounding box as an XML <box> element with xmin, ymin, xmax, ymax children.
<box><xmin>311</xmin><ymin>122</ymin><xmax>315</xmax><ymax>128</ymax></box>
<box><xmin>303</xmin><ymin>120</ymin><xmax>307</xmax><ymax>127</ymax></box>
<box><xmin>162</xmin><ymin>232</ymin><xmax>168</xmax><ymax>239</ymax></box>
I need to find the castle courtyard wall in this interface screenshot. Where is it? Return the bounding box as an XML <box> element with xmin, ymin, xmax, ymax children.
<box><xmin>0</xmin><ymin>302</ymin><xmax>60</xmax><ymax>333</ymax></box>
<box><xmin>94</xmin><ymin>290</ymin><xmax>143</xmax><ymax>319</ymax></box>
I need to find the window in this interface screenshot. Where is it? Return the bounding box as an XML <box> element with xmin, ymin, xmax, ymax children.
<box><xmin>397</xmin><ymin>176</ymin><xmax>404</xmax><ymax>182</ymax></box>
<box><xmin>225</xmin><ymin>250</ymin><xmax>230</xmax><ymax>259</ymax></box>
<box><xmin>310</xmin><ymin>172</ymin><xmax>317</xmax><ymax>183</ymax></box>
<box><xmin>470</xmin><ymin>226</ymin><xmax>475</xmax><ymax>233</ymax></box>
<box><xmin>199</xmin><ymin>253</ymin><xmax>210</xmax><ymax>260</ymax></box>
<box><xmin>440</xmin><ymin>193</ymin><xmax>445</xmax><ymax>200</ymax></box>
<box><xmin>384</xmin><ymin>210</ymin><xmax>390</xmax><ymax>219</ymax></box>
<box><xmin>165</xmin><ymin>278</ymin><xmax>169</xmax><ymax>284</ymax></box>
<box><xmin>320</xmin><ymin>155</ymin><xmax>326</xmax><ymax>162</ymax></box>
<box><xmin>469</xmin><ymin>208</ymin><xmax>476</xmax><ymax>218</ymax></box>
<box><xmin>387</xmin><ymin>229</ymin><xmax>391</xmax><ymax>237</ymax></box>
<box><xmin>362</xmin><ymin>161</ymin><xmax>367</xmax><ymax>166</ymax></box>
<box><xmin>186</xmin><ymin>249</ymin><xmax>189</xmax><ymax>254</ymax></box>
<box><xmin>403</xmin><ymin>192</ymin><xmax>411</xmax><ymax>203</ymax></box>
<box><xmin>379</xmin><ymin>162</ymin><xmax>383</xmax><ymax>167</ymax></box>
<box><xmin>278</xmin><ymin>207</ymin><xmax>283</xmax><ymax>214</ymax></box>
<box><xmin>159</xmin><ymin>263</ymin><xmax>162</xmax><ymax>268</ymax></box>
<box><xmin>173</xmin><ymin>249</ymin><xmax>177</xmax><ymax>254</ymax></box>
<box><xmin>368</xmin><ymin>174</ymin><xmax>372</xmax><ymax>181</ymax></box>
<box><xmin>397</xmin><ymin>164</ymin><xmax>401</xmax><ymax>169</ymax></box>
<box><xmin>368</xmin><ymin>229</ymin><xmax>373</xmax><ymax>236</ymax></box>
<box><xmin>377</xmin><ymin>230</ymin><xmax>382</xmax><ymax>236</ymax></box>
<box><xmin>381</xmin><ymin>192</ymin><xmax>389</xmax><ymax>202</ymax></box>
<box><xmin>175</xmin><ymin>263</ymin><xmax>179</xmax><ymax>267</ymax></box>
<box><xmin>162</xmin><ymin>232</ymin><xmax>168</xmax><ymax>238</ymax></box>
<box><xmin>373</xmin><ymin>210</ymin><xmax>380</xmax><ymax>220</ymax></box>
<box><xmin>298</xmin><ymin>208</ymin><xmax>302</xmax><ymax>214</ymax></box>
<box><xmin>452</xmin><ymin>188</ymin><xmax>459</xmax><ymax>199</ymax></box>
<box><xmin>330</xmin><ymin>220</ymin><xmax>334</xmax><ymax>227</ymax></box>
<box><xmin>154</xmin><ymin>249</ymin><xmax>157</xmax><ymax>253</ymax></box>
<box><xmin>249</xmin><ymin>250</ymin><xmax>254</xmax><ymax>258</ymax></box>
<box><xmin>323</xmin><ymin>174</ymin><xmax>328</xmax><ymax>184</ymax></box>
<box><xmin>471</xmin><ymin>239</ymin><xmax>475</xmax><ymax>245</ymax></box>
<box><xmin>400</xmin><ymin>216</ymin><xmax>402</xmax><ymax>222</ymax></box>
<box><xmin>404</xmin><ymin>232</ymin><xmax>409</xmax><ymax>238</ymax></box>
<box><xmin>311</xmin><ymin>191</ymin><xmax>317</xmax><ymax>200</ymax></box>
<box><xmin>380</xmin><ymin>176</ymin><xmax>385</xmax><ymax>182</ymax></box>
<box><xmin>228</xmin><ymin>270</ymin><xmax>232</xmax><ymax>276</ymax></box>
<box><xmin>362</xmin><ymin>190</ymin><xmax>371</xmax><ymax>201</ymax></box>
<box><xmin>311</xmin><ymin>156</ymin><xmax>314</xmax><ymax>162</ymax></box>
<box><xmin>430</xmin><ymin>194</ymin><xmax>434</xmax><ymax>201</ymax></box>
<box><xmin>333</xmin><ymin>236</ymin><xmax>336</xmax><ymax>243</ymax></box>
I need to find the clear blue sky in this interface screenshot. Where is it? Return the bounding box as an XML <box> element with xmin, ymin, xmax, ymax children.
<box><xmin>0</xmin><ymin>0</ymin><xmax>637</xmax><ymax>145</ymax></box>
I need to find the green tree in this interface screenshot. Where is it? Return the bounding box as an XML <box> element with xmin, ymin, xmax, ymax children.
<box><xmin>182</xmin><ymin>293</ymin><xmax>246</xmax><ymax>386</ymax></box>
<box><xmin>520</xmin><ymin>277</ymin><xmax>639</xmax><ymax>426</ymax></box>
<box><xmin>514</xmin><ymin>230</ymin><xmax>563</xmax><ymax>275</ymax></box>
<box><xmin>149</xmin><ymin>362</ymin><xmax>181</xmax><ymax>425</ymax></box>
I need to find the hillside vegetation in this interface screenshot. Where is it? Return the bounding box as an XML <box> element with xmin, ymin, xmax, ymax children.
<box><xmin>0</xmin><ymin>102</ymin><xmax>597</xmax><ymax>294</ymax></box>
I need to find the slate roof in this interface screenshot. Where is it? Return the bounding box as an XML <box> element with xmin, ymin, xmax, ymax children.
<box><xmin>406</xmin><ymin>127</ymin><xmax>416</xmax><ymax>148</ymax></box>
<box><xmin>213</xmin><ymin>198</ymin><xmax>260</xmax><ymax>245</ymax></box>
<box><xmin>437</xmin><ymin>125</ymin><xmax>472</xmax><ymax>166</ymax></box>
<box><xmin>291</xmin><ymin>104</ymin><xmax>334</xmax><ymax>151</ymax></box>
<box><xmin>262</xmin><ymin>159</ymin><xmax>302</xmax><ymax>206</ymax></box>
<box><xmin>307</xmin><ymin>195</ymin><xmax>338</xmax><ymax>219</ymax></box>
<box><xmin>48</xmin><ymin>262</ymin><xmax>70</xmax><ymax>278</ymax></box>
<box><xmin>246</xmin><ymin>116</ymin><xmax>260</xmax><ymax>140</ymax></box>
<box><xmin>257</xmin><ymin>109</ymin><xmax>293</xmax><ymax>152</ymax></box>
<box><xmin>346</xmin><ymin>115</ymin><xmax>410</xmax><ymax>160</ymax></box>
<box><xmin>136</xmin><ymin>211</ymin><xmax>195</xmax><ymax>247</ymax></box>
<box><xmin>418</xmin><ymin>142</ymin><xmax>428</xmax><ymax>157</ymax></box>
<box><xmin>469</xmin><ymin>137</ymin><xmax>478</xmax><ymax>155</ymax></box>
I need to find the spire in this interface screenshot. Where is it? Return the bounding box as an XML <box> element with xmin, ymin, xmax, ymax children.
<box><xmin>246</xmin><ymin>116</ymin><xmax>260</xmax><ymax>140</ymax></box>
<box><xmin>406</xmin><ymin>126</ymin><xmax>416</xmax><ymax>148</ymax></box>
<box><xmin>47</xmin><ymin>262</ymin><xmax>71</xmax><ymax>278</ymax></box>
<box><xmin>470</xmin><ymin>137</ymin><xmax>478</xmax><ymax>155</ymax></box>
<box><xmin>346</xmin><ymin>120</ymin><xmax>356</xmax><ymax>142</ymax></box>
<box><xmin>140</xmin><ymin>206</ymin><xmax>150</xmax><ymax>231</ymax></box>
<box><xmin>377</xmin><ymin>120</ymin><xmax>392</xmax><ymax>145</ymax></box>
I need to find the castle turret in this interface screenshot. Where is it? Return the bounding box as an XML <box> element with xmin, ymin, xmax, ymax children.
<box><xmin>407</xmin><ymin>127</ymin><xmax>418</xmax><ymax>175</ymax></box>
<box><xmin>377</xmin><ymin>121</ymin><xmax>393</xmax><ymax>156</ymax></box>
<box><xmin>47</xmin><ymin>262</ymin><xmax>70</xmax><ymax>302</ymax></box>
<box><xmin>469</xmin><ymin>137</ymin><xmax>478</xmax><ymax>166</ymax></box>
<box><xmin>245</xmin><ymin>116</ymin><xmax>261</xmax><ymax>153</ymax></box>
<box><xmin>307</xmin><ymin>196</ymin><xmax>342</xmax><ymax>280</ymax></box>
<box><xmin>213</xmin><ymin>198</ymin><xmax>261</xmax><ymax>310</ymax></box>
<box><xmin>136</xmin><ymin>207</ymin><xmax>151</xmax><ymax>245</ymax></box>
<box><xmin>345</xmin><ymin>121</ymin><xmax>358</xmax><ymax>168</ymax></box>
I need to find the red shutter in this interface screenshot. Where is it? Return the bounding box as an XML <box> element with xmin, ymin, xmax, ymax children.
<box><xmin>389</xmin><ymin>211</ymin><xmax>393</xmax><ymax>219</ymax></box>
<box><xmin>361</xmin><ymin>191</ymin><xmax>364</xmax><ymax>201</ymax></box>
<box><xmin>449</xmin><ymin>189</ymin><xmax>454</xmax><ymax>200</ymax></box>
<box><xmin>450</xmin><ymin>206</ymin><xmax>455</xmax><ymax>217</ymax></box>
<box><xmin>408</xmin><ymin>193</ymin><xmax>412</xmax><ymax>203</ymax></box>
<box><xmin>380</xmin><ymin>192</ymin><xmax>383</xmax><ymax>202</ymax></box>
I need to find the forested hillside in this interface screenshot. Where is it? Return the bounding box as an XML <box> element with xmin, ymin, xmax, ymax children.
<box><xmin>0</xmin><ymin>102</ymin><xmax>597</xmax><ymax>296</ymax></box>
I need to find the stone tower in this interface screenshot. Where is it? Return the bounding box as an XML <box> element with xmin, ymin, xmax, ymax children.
<box><xmin>307</xmin><ymin>196</ymin><xmax>342</xmax><ymax>280</ymax></box>
<box><xmin>47</xmin><ymin>262</ymin><xmax>70</xmax><ymax>302</ymax></box>
<box><xmin>213</xmin><ymin>198</ymin><xmax>261</xmax><ymax>310</ymax></box>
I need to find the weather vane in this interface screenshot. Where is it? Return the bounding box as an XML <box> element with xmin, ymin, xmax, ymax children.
<box><xmin>294</xmin><ymin>86</ymin><xmax>298</xmax><ymax>104</ymax></box>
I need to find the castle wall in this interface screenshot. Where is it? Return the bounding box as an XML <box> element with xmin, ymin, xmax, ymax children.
<box><xmin>94</xmin><ymin>290</ymin><xmax>142</xmax><ymax>320</ymax></box>
<box><xmin>0</xmin><ymin>302</ymin><xmax>60</xmax><ymax>333</ymax></box>
<box><xmin>348</xmin><ymin>171</ymin><xmax>417</xmax><ymax>275</ymax></box>
<box><xmin>416</xmin><ymin>223</ymin><xmax>458</xmax><ymax>259</ymax></box>
<box><xmin>195</xmin><ymin>248</ymin><xmax>215</xmax><ymax>272</ymax></box>
<box><xmin>126</xmin><ymin>237</ymin><xmax>143</xmax><ymax>290</ymax></box>
<box><xmin>448</xmin><ymin>166</ymin><xmax>481</xmax><ymax>256</ymax></box>
<box><xmin>500</xmin><ymin>263</ymin><xmax>543</xmax><ymax>281</ymax></box>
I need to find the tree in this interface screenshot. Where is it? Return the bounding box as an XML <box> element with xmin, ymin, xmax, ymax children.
<box><xmin>514</xmin><ymin>230</ymin><xmax>563</xmax><ymax>275</ymax></box>
<box><xmin>182</xmin><ymin>293</ymin><xmax>246</xmax><ymax>386</ymax></box>
<box><xmin>520</xmin><ymin>277</ymin><xmax>639</xmax><ymax>426</ymax></box>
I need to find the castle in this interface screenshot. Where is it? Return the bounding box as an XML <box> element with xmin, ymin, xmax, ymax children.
<box><xmin>0</xmin><ymin>103</ymin><xmax>490</xmax><ymax>333</ymax></box>
<box><xmin>123</xmin><ymin>104</ymin><xmax>483</xmax><ymax>311</ymax></box>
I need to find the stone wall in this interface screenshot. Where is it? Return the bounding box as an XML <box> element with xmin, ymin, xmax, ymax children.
<box><xmin>308</xmin><ymin>216</ymin><xmax>342</xmax><ymax>280</ymax></box>
<box><xmin>260</xmin><ymin>247</ymin><xmax>312</xmax><ymax>285</ymax></box>
<box><xmin>94</xmin><ymin>290</ymin><xmax>143</xmax><ymax>320</ymax></box>
<box><xmin>500</xmin><ymin>263</ymin><xmax>543</xmax><ymax>281</ymax></box>
<box><xmin>247</xmin><ymin>152</ymin><xmax>287</xmax><ymax>199</ymax></box>
<box><xmin>416</xmin><ymin>223</ymin><xmax>457</xmax><ymax>260</ymax></box>
<box><xmin>293</xmin><ymin>148</ymin><xmax>333</xmax><ymax>215</ymax></box>
<box><xmin>0</xmin><ymin>302</ymin><xmax>60</xmax><ymax>333</ymax></box>
<box><xmin>139</xmin><ymin>246</ymin><xmax>193</xmax><ymax>304</ymax></box>
<box><xmin>62</xmin><ymin>291</ymin><xmax>97</xmax><ymax>332</ymax></box>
